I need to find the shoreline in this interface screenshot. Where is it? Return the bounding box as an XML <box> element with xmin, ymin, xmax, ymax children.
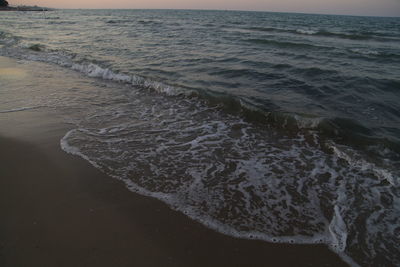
<box><xmin>0</xmin><ymin>56</ymin><xmax>347</xmax><ymax>266</ymax></box>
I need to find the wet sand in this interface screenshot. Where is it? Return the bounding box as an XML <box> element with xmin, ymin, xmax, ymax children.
<box><xmin>0</xmin><ymin>56</ymin><xmax>347</xmax><ymax>266</ymax></box>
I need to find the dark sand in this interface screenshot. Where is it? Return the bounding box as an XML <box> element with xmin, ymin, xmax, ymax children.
<box><xmin>0</xmin><ymin>57</ymin><xmax>347</xmax><ymax>267</ymax></box>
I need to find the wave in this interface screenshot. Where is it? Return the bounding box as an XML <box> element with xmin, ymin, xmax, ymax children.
<box><xmin>0</xmin><ymin>106</ymin><xmax>41</xmax><ymax>113</ymax></box>
<box><xmin>106</xmin><ymin>19</ymin><xmax>133</xmax><ymax>24</ymax></box>
<box><xmin>0</xmin><ymin>30</ymin><xmax>19</xmax><ymax>46</ymax></box>
<box><xmin>1</xmin><ymin>41</ymin><xmax>399</xmax><ymax>156</ymax></box>
<box><xmin>246</xmin><ymin>26</ymin><xmax>277</xmax><ymax>32</ymax></box>
<box><xmin>137</xmin><ymin>19</ymin><xmax>162</xmax><ymax>25</ymax></box>
<box><xmin>196</xmin><ymin>91</ymin><xmax>400</xmax><ymax>155</ymax></box>
<box><xmin>28</xmin><ymin>44</ymin><xmax>44</xmax><ymax>52</ymax></box>
<box><xmin>350</xmin><ymin>48</ymin><xmax>380</xmax><ymax>56</ymax></box>
<box><xmin>314</xmin><ymin>30</ymin><xmax>398</xmax><ymax>42</ymax></box>
<box><xmin>296</xmin><ymin>29</ymin><xmax>318</xmax><ymax>35</ymax></box>
<box><xmin>245</xmin><ymin>26</ymin><xmax>398</xmax><ymax>42</ymax></box>
<box><xmin>0</xmin><ymin>43</ymin><xmax>186</xmax><ymax>97</ymax></box>
<box><xmin>106</xmin><ymin>20</ymin><xmax>125</xmax><ymax>24</ymax></box>
<box><xmin>71</xmin><ymin>62</ymin><xmax>186</xmax><ymax>96</ymax></box>
<box><xmin>290</xmin><ymin>66</ymin><xmax>339</xmax><ymax>77</ymax></box>
<box><xmin>244</xmin><ymin>38</ymin><xmax>326</xmax><ymax>49</ymax></box>
<box><xmin>349</xmin><ymin>48</ymin><xmax>400</xmax><ymax>60</ymax></box>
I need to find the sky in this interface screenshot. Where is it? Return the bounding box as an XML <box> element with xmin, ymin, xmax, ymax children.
<box><xmin>9</xmin><ymin>0</ymin><xmax>400</xmax><ymax>17</ymax></box>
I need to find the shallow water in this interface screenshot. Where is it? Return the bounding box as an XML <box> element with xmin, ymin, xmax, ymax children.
<box><xmin>1</xmin><ymin>10</ymin><xmax>400</xmax><ymax>266</ymax></box>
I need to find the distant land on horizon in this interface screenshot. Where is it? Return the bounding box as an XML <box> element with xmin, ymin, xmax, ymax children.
<box><xmin>0</xmin><ymin>5</ymin><xmax>52</xmax><ymax>11</ymax></box>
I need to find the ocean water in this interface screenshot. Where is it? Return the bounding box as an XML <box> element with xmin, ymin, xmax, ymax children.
<box><xmin>1</xmin><ymin>9</ymin><xmax>400</xmax><ymax>266</ymax></box>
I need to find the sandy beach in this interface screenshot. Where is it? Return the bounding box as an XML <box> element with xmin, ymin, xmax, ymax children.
<box><xmin>0</xmin><ymin>56</ymin><xmax>347</xmax><ymax>266</ymax></box>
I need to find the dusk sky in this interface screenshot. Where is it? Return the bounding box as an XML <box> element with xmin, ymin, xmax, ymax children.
<box><xmin>9</xmin><ymin>0</ymin><xmax>400</xmax><ymax>17</ymax></box>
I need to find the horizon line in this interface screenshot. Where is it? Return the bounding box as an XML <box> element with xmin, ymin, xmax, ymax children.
<box><xmin>11</xmin><ymin>6</ymin><xmax>399</xmax><ymax>18</ymax></box>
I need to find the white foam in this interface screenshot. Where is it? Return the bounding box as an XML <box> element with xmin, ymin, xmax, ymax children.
<box><xmin>60</xmin><ymin>129</ymin><xmax>102</xmax><ymax>169</ymax></box>
<box><xmin>296</xmin><ymin>29</ymin><xmax>318</xmax><ymax>35</ymax></box>
<box><xmin>350</xmin><ymin>49</ymin><xmax>380</xmax><ymax>56</ymax></box>
<box><xmin>329</xmin><ymin>143</ymin><xmax>398</xmax><ymax>186</ymax></box>
<box><xmin>59</xmin><ymin>101</ymin><xmax>344</xmax><ymax>253</ymax></box>
<box><xmin>328</xmin><ymin>205</ymin><xmax>348</xmax><ymax>252</ymax></box>
<box><xmin>71</xmin><ymin>63</ymin><xmax>129</xmax><ymax>82</ymax></box>
<box><xmin>294</xmin><ymin>114</ymin><xmax>322</xmax><ymax>129</ymax></box>
<box><xmin>57</xmin><ymin>91</ymin><xmax>400</xmax><ymax>266</ymax></box>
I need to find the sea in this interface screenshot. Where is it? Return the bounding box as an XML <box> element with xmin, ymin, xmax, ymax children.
<box><xmin>1</xmin><ymin>9</ymin><xmax>399</xmax><ymax>266</ymax></box>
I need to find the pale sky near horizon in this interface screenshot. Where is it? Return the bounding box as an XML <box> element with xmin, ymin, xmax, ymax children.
<box><xmin>9</xmin><ymin>0</ymin><xmax>400</xmax><ymax>17</ymax></box>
